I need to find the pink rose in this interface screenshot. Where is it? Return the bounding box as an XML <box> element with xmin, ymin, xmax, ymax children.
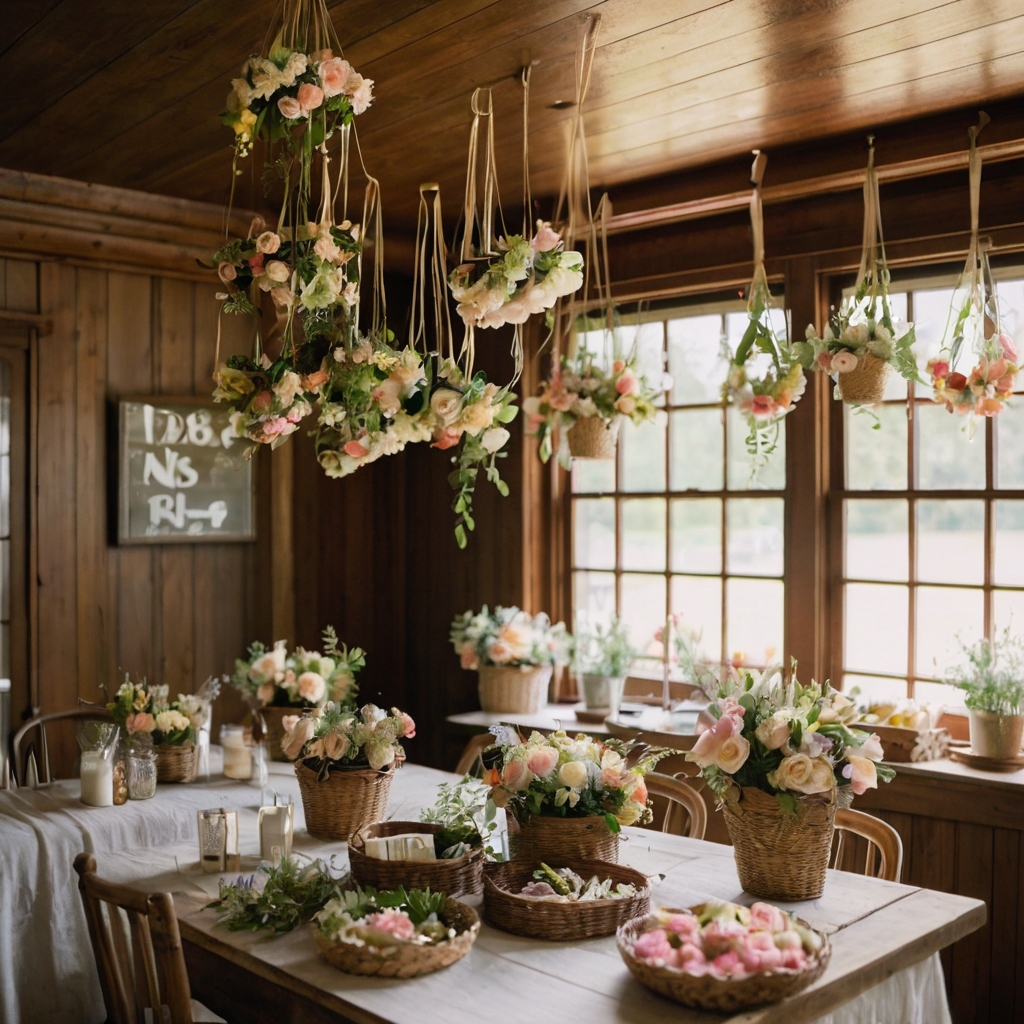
<box><xmin>998</xmin><ymin>332</ymin><xmax>1019</xmax><ymax>363</ymax></box>
<box><xmin>664</xmin><ymin>913</ymin><xmax>698</xmax><ymax>938</ymax></box>
<box><xmin>126</xmin><ymin>712</ymin><xmax>155</xmax><ymax>735</ymax></box>
<box><xmin>501</xmin><ymin>758</ymin><xmax>531</xmax><ymax>792</ymax></box>
<box><xmin>318</xmin><ymin>56</ymin><xmax>353</xmax><ymax>97</ymax></box>
<box><xmin>459</xmin><ymin>643</ymin><xmax>478</xmax><ymax>670</ymax></box>
<box><xmin>530</xmin><ymin>221</ymin><xmax>562</xmax><ymax>254</ymax></box>
<box><xmin>365</xmin><ymin>908</ymin><xmax>416</xmax><ymax>941</ymax></box>
<box><xmin>688</xmin><ymin>701</ymin><xmax>745</xmax><ymax>768</ymax></box>
<box><xmin>525</xmin><ymin>746</ymin><xmax>559</xmax><ymax>778</ymax></box>
<box><xmin>277</xmin><ymin>96</ymin><xmax>302</xmax><ymax>119</ymax></box>
<box><xmin>709</xmin><ymin>951</ymin><xmax>747</xmax><ymax>979</ymax></box>
<box><xmin>344</xmin><ymin>439</ymin><xmax>369</xmax><ymax>459</ymax></box>
<box><xmin>633</xmin><ymin>928</ymin><xmax>674</xmax><ymax>963</ymax></box>
<box><xmin>260</xmin><ymin>417</ymin><xmax>291</xmax><ymax>439</ymax></box>
<box><xmin>749</xmin><ymin>903</ymin><xmax>788</xmax><ymax>933</ymax></box>
<box><xmin>615</xmin><ymin>372</ymin><xmax>639</xmax><ymax>396</ymax></box>
<box><xmin>297</xmin><ymin>83</ymin><xmax>324</xmax><ymax>114</ymax></box>
<box><xmin>400</xmin><ymin>713</ymin><xmax>416</xmax><ymax>739</ymax></box>
<box><xmin>842</xmin><ymin>754</ymin><xmax>878</xmax><ymax>795</ymax></box>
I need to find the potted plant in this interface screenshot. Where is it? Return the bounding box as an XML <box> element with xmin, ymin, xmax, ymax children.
<box><xmin>450</xmin><ymin>605</ymin><xmax>571</xmax><ymax>714</ymax></box>
<box><xmin>283</xmin><ymin>702</ymin><xmax>415</xmax><ymax>841</ymax></box>
<box><xmin>944</xmin><ymin>628</ymin><xmax>1024</xmax><ymax>760</ymax></box>
<box><xmin>230</xmin><ymin>626</ymin><xmax>364</xmax><ymax>761</ymax></box>
<box><xmin>482</xmin><ymin>728</ymin><xmax>671</xmax><ymax>863</ymax></box>
<box><xmin>576</xmin><ymin>617</ymin><xmax>636</xmax><ymax>716</ymax></box>
<box><xmin>686</xmin><ymin>664</ymin><xmax>893</xmax><ymax>901</ymax></box>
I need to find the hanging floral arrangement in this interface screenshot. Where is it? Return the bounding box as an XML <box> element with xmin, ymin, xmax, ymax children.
<box><xmin>723</xmin><ymin>152</ymin><xmax>806</xmax><ymax>474</ymax></box>
<box><xmin>798</xmin><ymin>141</ymin><xmax>922</xmax><ymax>406</ymax></box>
<box><xmin>928</xmin><ymin>114</ymin><xmax>1019</xmax><ymax>422</ymax></box>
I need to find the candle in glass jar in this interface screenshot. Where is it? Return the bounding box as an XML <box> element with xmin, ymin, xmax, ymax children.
<box><xmin>220</xmin><ymin>724</ymin><xmax>252</xmax><ymax>780</ymax></box>
<box><xmin>80</xmin><ymin>751</ymin><xmax>114</xmax><ymax>807</ymax></box>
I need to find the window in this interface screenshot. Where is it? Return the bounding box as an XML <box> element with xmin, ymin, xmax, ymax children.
<box><xmin>837</xmin><ymin>272</ymin><xmax>1024</xmax><ymax>705</ymax></box>
<box><xmin>570</xmin><ymin>300</ymin><xmax>789</xmax><ymax>670</ymax></box>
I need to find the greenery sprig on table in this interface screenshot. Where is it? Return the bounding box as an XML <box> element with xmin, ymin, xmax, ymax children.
<box><xmin>420</xmin><ymin>775</ymin><xmax>500</xmax><ymax>859</ymax></box>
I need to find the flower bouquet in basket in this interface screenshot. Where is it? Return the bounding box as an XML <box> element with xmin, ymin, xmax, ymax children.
<box><xmin>106</xmin><ymin>677</ymin><xmax>209</xmax><ymax>783</ymax></box>
<box><xmin>450</xmin><ymin>605</ymin><xmax>571</xmax><ymax>714</ymax></box>
<box><xmin>283</xmin><ymin>703</ymin><xmax>415</xmax><ymax>842</ymax></box>
<box><xmin>482</xmin><ymin>729</ymin><xmax>672</xmax><ymax>863</ymax></box>
<box><xmin>686</xmin><ymin>665</ymin><xmax>893</xmax><ymax>900</ymax></box>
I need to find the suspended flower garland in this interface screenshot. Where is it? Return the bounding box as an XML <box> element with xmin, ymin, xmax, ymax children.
<box><xmin>928</xmin><ymin>113</ymin><xmax>1019</xmax><ymax>423</ymax></box>
<box><xmin>798</xmin><ymin>140</ymin><xmax>922</xmax><ymax>406</ymax></box>
<box><xmin>722</xmin><ymin>151</ymin><xmax>805</xmax><ymax>474</ymax></box>
<box><xmin>525</xmin><ymin>14</ymin><xmax>666</xmax><ymax>465</ymax></box>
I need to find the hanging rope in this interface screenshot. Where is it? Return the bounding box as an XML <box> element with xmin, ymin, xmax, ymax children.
<box><xmin>411</xmin><ymin>183</ymin><xmax>454</xmax><ymax>363</ymax></box>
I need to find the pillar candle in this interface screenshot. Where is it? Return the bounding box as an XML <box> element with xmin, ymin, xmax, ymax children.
<box><xmin>80</xmin><ymin>751</ymin><xmax>114</xmax><ymax>807</ymax></box>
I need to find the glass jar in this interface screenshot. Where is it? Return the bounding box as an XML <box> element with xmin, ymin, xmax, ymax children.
<box><xmin>125</xmin><ymin>748</ymin><xmax>158</xmax><ymax>800</ymax></box>
<box><xmin>220</xmin><ymin>724</ymin><xmax>253</xmax><ymax>781</ymax></box>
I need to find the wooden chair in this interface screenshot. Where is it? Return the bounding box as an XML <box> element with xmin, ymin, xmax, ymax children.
<box><xmin>454</xmin><ymin>733</ymin><xmax>491</xmax><ymax>776</ymax></box>
<box><xmin>831</xmin><ymin>808</ymin><xmax>904</xmax><ymax>882</ymax></box>
<box><xmin>74</xmin><ymin>853</ymin><xmax>223</xmax><ymax>1024</ymax></box>
<box><xmin>644</xmin><ymin>772</ymin><xmax>707</xmax><ymax>840</ymax></box>
<box><xmin>12</xmin><ymin>707</ymin><xmax>113</xmax><ymax>787</ymax></box>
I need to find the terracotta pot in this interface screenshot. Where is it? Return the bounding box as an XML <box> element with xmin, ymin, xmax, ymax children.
<box><xmin>969</xmin><ymin>709</ymin><xmax>1024</xmax><ymax>760</ymax></box>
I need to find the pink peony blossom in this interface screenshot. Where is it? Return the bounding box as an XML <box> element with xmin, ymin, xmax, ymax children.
<box><xmin>779</xmin><ymin>946</ymin><xmax>808</xmax><ymax>971</ymax></box>
<box><xmin>297</xmin><ymin>83</ymin><xmax>324</xmax><ymax>113</ymax></box>
<box><xmin>633</xmin><ymin>928</ymin><xmax>674</xmax><ymax>963</ymax></box>
<box><xmin>709</xmin><ymin>951</ymin><xmax>748</xmax><ymax>979</ymax></box>
<box><xmin>365</xmin><ymin>908</ymin><xmax>416</xmax><ymax>941</ymax></box>
<box><xmin>525</xmin><ymin>746</ymin><xmax>559</xmax><ymax>778</ymax></box>
<box><xmin>664</xmin><ymin>913</ymin><xmax>699</xmax><ymax>939</ymax></box>
<box><xmin>675</xmin><ymin>941</ymin><xmax>708</xmax><ymax>973</ymax></box>
<box><xmin>318</xmin><ymin>57</ymin><xmax>354</xmax><ymax>98</ymax></box>
<box><xmin>749</xmin><ymin>902</ymin><xmax>788</xmax><ymax>933</ymax></box>
<box><xmin>701</xmin><ymin>918</ymin><xmax>748</xmax><ymax>957</ymax></box>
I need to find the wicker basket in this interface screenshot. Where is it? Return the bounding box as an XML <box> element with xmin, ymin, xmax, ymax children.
<box><xmin>617</xmin><ymin>911</ymin><xmax>831</xmax><ymax>1012</ymax></box>
<box><xmin>295</xmin><ymin>760</ymin><xmax>394</xmax><ymax>842</ymax></box>
<box><xmin>567</xmin><ymin>415</ymin><xmax>620</xmax><ymax>459</ymax></box>
<box><xmin>723</xmin><ymin>787</ymin><xmax>836</xmax><ymax>901</ymax></box>
<box><xmin>349</xmin><ymin>822</ymin><xmax>485</xmax><ymax>897</ymax></box>
<box><xmin>484</xmin><ymin>859</ymin><xmax>650</xmax><ymax>940</ymax></box>
<box><xmin>508</xmin><ymin>813</ymin><xmax>620</xmax><ymax>864</ymax></box>
<box><xmin>313</xmin><ymin>897</ymin><xmax>479</xmax><ymax>977</ymax></box>
<box><xmin>258</xmin><ymin>705</ymin><xmax>303</xmax><ymax>762</ymax></box>
<box><xmin>836</xmin><ymin>353</ymin><xmax>890</xmax><ymax>405</ymax></box>
<box><xmin>477</xmin><ymin>665</ymin><xmax>552</xmax><ymax>714</ymax></box>
<box><xmin>155</xmin><ymin>743</ymin><xmax>197</xmax><ymax>784</ymax></box>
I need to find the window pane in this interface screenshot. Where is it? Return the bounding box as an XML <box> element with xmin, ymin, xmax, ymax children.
<box><xmin>726</xmin><ymin>577</ymin><xmax>783</xmax><ymax>666</ymax></box>
<box><xmin>726</xmin><ymin>498</ymin><xmax>784</xmax><ymax>576</ymax></box>
<box><xmin>574</xmin><ymin>570</ymin><xmax>615</xmax><ymax>628</ymax></box>
<box><xmin>621</xmin><ymin>573</ymin><xmax>666</xmax><ymax>656</ymax></box>
<box><xmin>845</xmin><ymin>583</ymin><xmax>908</xmax><ymax>676</ymax></box>
<box><xmin>996</xmin><ymin>399</ymin><xmax>1024</xmax><ymax>489</ymax></box>
<box><xmin>633</xmin><ymin>322</ymin><xmax>666</xmax><ymax>405</ymax></box>
<box><xmin>915</xmin><ymin>585</ymin><xmax>984</xmax><ymax>679</ymax></box>
<box><xmin>621</xmin><ymin>498</ymin><xmax>666</xmax><ymax>572</ymax></box>
<box><xmin>667</xmin><ymin>314</ymin><xmax>728</xmax><ymax>405</ymax></box>
<box><xmin>916</xmin><ymin>500</ymin><xmax>984</xmax><ymax>585</ymax></box>
<box><xmin>576</xmin><ymin>328</ymin><xmax>611</xmax><ymax>370</ymax></box>
<box><xmin>845</xmin><ymin>404</ymin><xmax>907</xmax><ymax>490</ymax></box>
<box><xmin>572</xmin><ymin>458</ymin><xmax>615</xmax><ymax>494</ymax></box>
<box><xmin>911</xmin><ymin>287</ymin><xmax>956</xmax><ymax>376</ymax></box>
<box><xmin>573</xmin><ymin>498</ymin><xmax>615</xmax><ymax>570</ymax></box>
<box><xmin>621</xmin><ymin>417</ymin><xmax>666</xmax><ymax>492</ymax></box>
<box><xmin>845</xmin><ymin>499</ymin><xmax>908</xmax><ymax>582</ymax></box>
<box><xmin>915</xmin><ymin>680</ymin><xmax>965</xmax><ymax>709</ymax></box>
<box><xmin>881</xmin><ymin>294</ymin><xmax>909</xmax><ymax>401</ymax></box>
<box><xmin>994</xmin><ymin>588</ymin><xmax>1024</xmax><ymax>633</ymax></box>
<box><xmin>843</xmin><ymin>673</ymin><xmax>907</xmax><ymax>706</ymax></box>
<box><xmin>671</xmin><ymin>498</ymin><xmax>721</xmax><ymax>574</ymax></box>
<box><xmin>670</xmin><ymin>575</ymin><xmax>722</xmax><ymax>664</ymax></box>
<box><xmin>726</xmin><ymin>406</ymin><xmax>785</xmax><ymax>491</ymax></box>
<box><xmin>916</xmin><ymin>403</ymin><xmax>985</xmax><ymax>490</ymax></box>
<box><xmin>996</xmin><ymin>278</ymin><xmax>1024</xmax><ymax>356</ymax></box>
<box><xmin>670</xmin><ymin>409</ymin><xmax>723</xmax><ymax>491</ymax></box>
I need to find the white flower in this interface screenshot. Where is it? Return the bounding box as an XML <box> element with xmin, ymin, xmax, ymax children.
<box><xmin>558</xmin><ymin>760</ymin><xmax>588</xmax><ymax>789</ymax></box>
<box><xmin>430</xmin><ymin>388</ymin><xmax>463</xmax><ymax>425</ymax></box>
<box><xmin>273</xmin><ymin>370</ymin><xmax>303</xmax><ymax>406</ymax></box>
<box><xmin>155</xmin><ymin>709</ymin><xmax>191</xmax><ymax>735</ymax></box>
<box><xmin>480</xmin><ymin>427</ymin><xmax>510</xmax><ymax>453</ymax></box>
<box><xmin>832</xmin><ymin>351</ymin><xmax>859</xmax><ymax>373</ymax></box>
<box><xmin>266</xmin><ymin>260</ymin><xmax>291</xmax><ymax>283</ymax></box>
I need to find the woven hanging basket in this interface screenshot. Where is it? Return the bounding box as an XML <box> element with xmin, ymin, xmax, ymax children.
<box><xmin>723</xmin><ymin>787</ymin><xmax>836</xmax><ymax>901</ymax></box>
<box><xmin>484</xmin><ymin>858</ymin><xmax>649</xmax><ymax>940</ymax></box>
<box><xmin>567</xmin><ymin>416</ymin><xmax>620</xmax><ymax>459</ymax></box>
<box><xmin>508</xmin><ymin>813</ymin><xmax>620</xmax><ymax>864</ymax></box>
<box><xmin>313</xmin><ymin>896</ymin><xmax>479</xmax><ymax>977</ymax></box>
<box><xmin>836</xmin><ymin>353</ymin><xmax>890</xmax><ymax>406</ymax></box>
<box><xmin>349</xmin><ymin>821</ymin><xmax>485</xmax><ymax>897</ymax></box>
<box><xmin>477</xmin><ymin>664</ymin><xmax>552</xmax><ymax>714</ymax></box>
<box><xmin>617</xmin><ymin>911</ymin><xmax>832</xmax><ymax>1012</ymax></box>
<box><xmin>155</xmin><ymin>742</ymin><xmax>197</xmax><ymax>784</ymax></box>
<box><xmin>295</xmin><ymin>760</ymin><xmax>394</xmax><ymax>842</ymax></box>
<box><xmin>258</xmin><ymin>705</ymin><xmax>305</xmax><ymax>762</ymax></box>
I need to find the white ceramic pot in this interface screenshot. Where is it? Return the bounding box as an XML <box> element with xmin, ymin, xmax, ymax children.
<box><xmin>969</xmin><ymin>709</ymin><xmax>1024</xmax><ymax>760</ymax></box>
<box><xmin>581</xmin><ymin>674</ymin><xmax>626</xmax><ymax>718</ymax></box>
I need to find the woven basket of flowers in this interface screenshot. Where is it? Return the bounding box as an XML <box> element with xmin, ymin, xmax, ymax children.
<box><xmin>155</xmin><ymin>743</ymin><xmax>198</xmax><ymax>784</ymax></box>
<box><xmin>508</xmin><ymin>813</ymin><xmax>620</xmax><ymax>864</ymax></box>
<box><xmin>313</xmin><ymin>890</ymin><xmax>479</xmax><ymax>978</ymax></box>
<box><xmin>835</xmin><ymin>352</ymin><xmax>890</xmax><ymax>405</ymax></box>
<box><xmin>349</xmin><ymin>822</ymin><xmax>485</xmax><ymax>898</ymax></box>
<box><xmin>618</xmin><ymin>903</ymin><xmax>831</xmax><ymax>1012</ymax></box>
<box><xmin>477</xmin><ymin>665</ymin><xmax>553</xmax><ymax>714</ymax></box>
<box><xmin>567</xmin><ymin>416</ymin><xmax>620</xmax><ymax>459</ymax></box>
<box><xmin>484</xmin><ymin>858</ymin><xmax>649</xmax><ymax>940</ymax></box>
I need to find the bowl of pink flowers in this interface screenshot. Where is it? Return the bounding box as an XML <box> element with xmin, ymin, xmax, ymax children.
<box><xmin>617</xmin><ymin>900</ymin><xmax>830</xmax><ymax>1012</ymax></box>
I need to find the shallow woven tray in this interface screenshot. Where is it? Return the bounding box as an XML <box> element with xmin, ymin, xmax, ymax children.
<box><xmin>484</xmin><ymin>858</ymin><xmax>650</xmax><ymax>940</ymax></box>
<box><xmin>155</xmin><ymin>743</ymin><xmax>196</xmax><ymax>784</ymax></box>
<box><xmin>295</xmin><ymin>759</ymin><xmax>394</xmax><ymax>842</ymax></box>
<box><xmin>567</xmin><ymin>416</ymin><xmax>620</xmax><ymax>459</ymax></box>
<box><xmin>313</xmin><ymin>897</ymin><xmax>479</xmax><ymax>977</ymax></box>
<box><xmin>349</xmin><ymin>821</ymin><xmax>485</xmax><ymax>897</ymax></box>
<box><xmin>617</xmin><ymin>910</ymin><xmax>831</xmax><ymax>1012</ymax></box>
<box><xmin>508</xmin><ymin>813</ymin><xmax>620</xmax><ymax>864</ymax></box>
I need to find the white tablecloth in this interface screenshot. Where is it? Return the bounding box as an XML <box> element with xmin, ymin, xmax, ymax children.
<box><xmin>0</xmin><ymin>758</ymin><xmax>953</xmax><ymax>1024</ymax></box>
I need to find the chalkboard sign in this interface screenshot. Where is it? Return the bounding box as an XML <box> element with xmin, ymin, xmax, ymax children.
<box><xmin>118</xmin><ymin>397</ymin><xmax>255</xmax><ymax>543</ymax></box>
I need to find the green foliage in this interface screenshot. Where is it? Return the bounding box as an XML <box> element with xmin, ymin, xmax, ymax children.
<box><xmin>420</xmin><ymin>776</ymin><xmax>499</xmax><ymax>858</ymax></box>
<box><xmin>331</xmin><ymin>885</ymin><xmax>447</xmax><ymax>926</ymax></box>
<box><xmin>575</xmin><ymin>616</ymin><xmax>636</xmax><ymax>678</ymax></box>
<box><xmin>944</xmin><ymin>627</ymin><xmax>1024</xmax><ymax>715</ymax></box>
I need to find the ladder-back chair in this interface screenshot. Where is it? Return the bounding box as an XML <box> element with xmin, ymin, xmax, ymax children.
<box><xmin>644</xmin><ymin>772</ymin><xmax>708</xmax><ymax>840</ymax></box>
<box><xmin>831</xmin><ymin>808</ymin><xmax>904</xmax><ymax>882</ymax></box>
<box><xmin>12</xmin><ymin>708</ymin><xmax>112</xmax><ymax>787</ymax></box>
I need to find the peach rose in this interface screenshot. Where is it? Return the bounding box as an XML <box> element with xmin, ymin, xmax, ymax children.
<box><xmin>768</xmin><ymin>753</ymin><xmax>835</xmax><ymax>795</ymax></box>
<box><xmin>217</xmin><ymin>261</ymin><xmax>237</xmax><ymax>283</ymax></box>
<box><xmin>126</xmin><ymin>712</ymin><xmax>155</xmax><ymax>735</ymax></box>
<box><xmin>614</xmin><ymin>395</ymin><xmax>637</xmax><ymax>415</ymax></box>
<box><xmin>296</xmin><ymin>671</ymin><xmax>326</xmax><ymax>704</ymax></box>
<box><xmin>430</xmin><ymin>388</ymin><xmax>462</xmax><ymax>425</ymax></box>
<box><xmin>525</xmin><ymin>746</ymin><xmax>559</xmax><ymax>778</ymax></box>
<box><xmin>318</xmin><ymin>57</ymin><xmax>353</xmax><ymax>97</ymax></box>
<box><xmin>255</xmin><ymin>231</ymin><xmax>281</xmax><ymax>254</ymax></box>
<box><xmin>277</xmin><ymin>96</ymin><xmax>302</xmax><ymax>119</ymax></box>
<box><xmin>843</xmin><ymin>755</ymin><xmax>878</xmax><ymax>795</ymax></box>
<box><xmin>256</xmin><ymin>682</ymin><xmax>276</xmax><ymax>705</ymax></box>
<box><xmin>266</xmin><ymin>260</ymin><xmax>291</xmax><ymax>283</ymax></box>
<box><xmin>755</xmin><ymin>711</ymin><xmax>791</xmax><ymax>750</ymax></box>
<box><xmin>282</xmin><ymin>716</ymin><xmax>315</xmax><ymax>759</ymax></box>
<box><xmin>715</xmin><ymin>734</ymin><xmax>750</xmax><ymax>774</ymax></box>
<box><xmin>501</xmin><ymin>758</ymin><xmax>531</xmax><ymax>791</ymax></box>
<box><xmin>297</xmin><ymin>83</ymin><xmax>324</xmax><ymax>114</ymax></box>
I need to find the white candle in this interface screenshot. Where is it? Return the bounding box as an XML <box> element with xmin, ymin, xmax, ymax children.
<box><xmin>258</xmin><ymin>804</ymin><xmax>293</xmax><ymax>864</ymax></box>
<box><xmin>80</xmin><ymin>751</ymin><xmax>113</xmax><ymax>807</ymax></box>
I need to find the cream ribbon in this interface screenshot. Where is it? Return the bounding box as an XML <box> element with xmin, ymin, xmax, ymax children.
<box><xmin>746</xmin><ymin>150</ymin><xmax>771</xmax><ymax>317</ymax></box>
<box><xmin>411</xmin><ymin>183</ymin><xmax>455</xmax><ymax>365</ymax></box>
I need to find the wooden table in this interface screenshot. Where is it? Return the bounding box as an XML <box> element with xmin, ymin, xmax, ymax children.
<box><xmin>141</xmin><ymin>764</ymin><xmax>985</xmax><ymax>1024</ymax></box>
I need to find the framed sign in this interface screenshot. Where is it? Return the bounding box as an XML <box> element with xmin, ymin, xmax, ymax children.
<box><xmin>118</xmin><ymin>396</ymin><xmax>255</xmax><ymax>544</ymax></box>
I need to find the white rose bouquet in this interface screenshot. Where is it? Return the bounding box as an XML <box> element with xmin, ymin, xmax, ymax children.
<box><xmin>686</xmin><ymin>665</ymin><xmax>894</xmax><ymax>813</ymax></box>
<box><xmin>106</xmin><ymin>676</ymin><xmax>203</xmax><ymax>747</ymax></box>
<box><xmin>482</xmin><ymin>730</ymin><xmax>670</xmax><ymax>831</ymax></box>
<box><xmin>450</xmin><ymin>605</ymin><xmax>571</xmax><ymax>670</ymax></box>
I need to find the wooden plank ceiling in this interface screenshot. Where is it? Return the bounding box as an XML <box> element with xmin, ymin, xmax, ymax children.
<box><xmin>2</xmin><ymin>0</ymin><xmax>1024</xmax><ymax>237</ymax></box>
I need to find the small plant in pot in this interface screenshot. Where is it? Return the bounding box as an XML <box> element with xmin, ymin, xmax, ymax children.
<box><xmin>575</xmin><ymin>616</ymin><xmax>636</xmax><ymax>717</ymax></box>
<box><xmin>944</xmin><ymin>628</ymin><xmax>1024</xmax><ymax>760</ymax></box>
